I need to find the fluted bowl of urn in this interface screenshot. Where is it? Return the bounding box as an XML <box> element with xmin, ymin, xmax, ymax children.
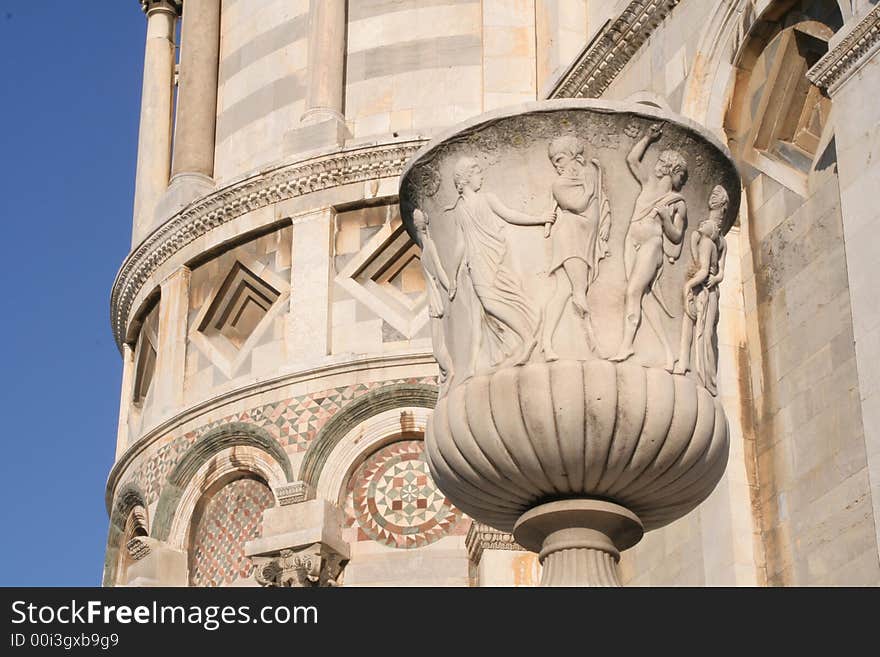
<box><xmin>400</xmin><ymin>100</ymin><xmax>740</xmax><ymax>586</ymax></box>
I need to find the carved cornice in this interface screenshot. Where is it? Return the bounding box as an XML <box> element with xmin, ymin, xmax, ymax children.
<box><xmin>275</xmin><ymin>481</ymin><xmax>316</xmax><ymax>506</ymax></box>
<box><xmin>807</xmin><ymin>4</ymin><xmax>880</xmax><ymax>94</ymax></box>
<box><xmin>549</xmin><ymin>0</ymin><xmax>681</xmax><ymax>99</ymax></box>
<box><xmin>465</xmin><ymin>522</ymin><xmax>526</xmax><ymax>565</ymax></box>
<box><xmin>110</xmin><ymin>140</ymin><xmax>426</xmax><ymax>350</ymax></box>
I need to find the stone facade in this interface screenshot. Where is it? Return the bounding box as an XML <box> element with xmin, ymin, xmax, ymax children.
<box><xmin>106</xmin><ymin>0</ymin><xmax>880</xmax><ymax>586</ymax></box>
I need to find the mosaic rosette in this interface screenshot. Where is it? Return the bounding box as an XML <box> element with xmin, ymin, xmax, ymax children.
<box><xmin>348</xmin><ymin>440</ymin><xmax>464</xmax><ymax>549</ymax></box>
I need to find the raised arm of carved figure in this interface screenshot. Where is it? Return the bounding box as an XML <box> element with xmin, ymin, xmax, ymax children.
<box><xmin>486</xmin><ymin>192</ymin><xmax>555</xmax><ymax>226</ymax></box>
<box><xmin>626</xmin><ymin>122</ymin><xmax>663</xmax><ymax>184</ymax></box>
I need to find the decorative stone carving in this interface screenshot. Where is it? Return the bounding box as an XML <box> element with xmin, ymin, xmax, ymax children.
<box><xmin>274</xmin><ymin>481</ymin><xmax>315</xmax><ymax>506</ymax></box>
<box><xmin>465</xmin><ymin>522</ymin><xmax>526</xmax><ymax>565</ymax></box>
<box><xmin>549</xmin><ymin>1</ymin><xmax>683</xmax><ymax>99</ymax></box>
<box><xmin>446</xmin><ymin>157</ymin><xmax>552</xmax><ymax>376</ymax></box>
<box><xmin>111</xmin><ymin>140</ymin><xmax>426</xmax><ymax>350</ymax></box>
<box><xmin>674</xmin><ymin>185</ymin><xmax>729</xmax><ymax>395</ymax></box>
<box><xmin>807</xmin><ymin>3</ymin><xmax>880</xmax><ymax>94</ymax></box>
<box><xmin>609</xmin><ymin>123</ymin><xmax>688</xmax><ymax>370</ymax></box>
<box><xmin>542</xmin><ymin>136</ymin><xmax>611</xmax><ymax>358</ymax></box>
<box><xmin>245</xmin><ymin>498</ymin><xmax>351</xmax><ymax>587</ymax></box>
<box><xmin>400</xmin><ymin>99</ymin><xmax>740</xmax><ymax>586</ymax></box>
<box><xmin>413</xmin><ymin>209</ymin><xmax>454</xmax><ymax>387</ymax></box>
<box><xmin>252</xmin><ymin>543</ymin><xmax>347</xmax><ymax>588</ymax></box>
<box><xmin>126</xmin><ymin>536</ymin><xmax>158</xmax><ymax>562</ymax></box>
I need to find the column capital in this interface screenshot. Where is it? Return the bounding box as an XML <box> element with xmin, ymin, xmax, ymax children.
<box><xmin>139</xmin><ymin>0</ymin><xmax>181</xmax><ymax>17</ymax></box>
<box><xmin>466</xmin><ymin>522</ymin><xmax>527</xmax><ymax>565</ymax></box>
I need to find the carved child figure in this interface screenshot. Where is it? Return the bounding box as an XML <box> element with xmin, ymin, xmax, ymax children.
<box><xmin>610</xmin><ymin>123</ymin><xmax>688</xmax><ymax>371</ymax></box>
<box><xmin>542</xmin><ymin>136</ymin><xmax>611</xmax><ymax>360</ymax></box>
<box><xmin>446</xmin><ymin>156</ymin><xmax>554</xmax><ymax>375</ymax></box>
<box><xmin>673</xmin><ymin>185</ymin><xmax>728</xmax><ymax>395</ymax></box>
<box><xmin>412</xmin><ymin>208</ymin><xmax>454</xmax><ymax>390</ymax></box>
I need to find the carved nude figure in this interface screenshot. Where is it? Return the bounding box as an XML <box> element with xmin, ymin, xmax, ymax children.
<box><xmin>412</xmin><ymin>208</ymin><xmax>455</xmax><ymax>389</ymax></box>
<box><xmin>446</xmin><ymin>156</ymin><xmax>554</xmax><ymax>375</ymax></box>
<box><xmin>673</xmin><ymin>185</ymin><xmax>728</xmax><ymax>395</ymax></box>
<box><xmin>542</xmin><ymin>136</ymin><xmax>611</xmax><ymax>360</ymax></box>
<box><xmin>610</xmin><ymin>123</ymin><xmax>688</xmax><ymax>370</ymax></box>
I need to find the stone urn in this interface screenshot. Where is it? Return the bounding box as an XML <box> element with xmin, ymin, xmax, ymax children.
<box><xmin>399</xmin><ymin>99</ymin><xmax>740</xmax><ymax>586</ymax></box>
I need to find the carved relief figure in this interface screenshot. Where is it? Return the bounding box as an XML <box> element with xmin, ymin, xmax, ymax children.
<box><xmin>610</xmin><ymin>124</ymin><xmax>688</xmax><ymax>370</ymax></box>
<box><xmin>412</xmin><ymin>208</ymin><xmax>454</xmax><ymax>389</ymax></box>
<box><xmin>673</xmin><ymin>185</ymin><xmax>728</xmax><ymax>395</ymax></box>
<box><xmin>446</xmin><ymin>156</ymin><xmax>554</xmax><ymax>374</ymax></box>
<box><xmin>542</xmin><ymin>136</ymin><xmax>611</xmax><ymax>360</ymax></box>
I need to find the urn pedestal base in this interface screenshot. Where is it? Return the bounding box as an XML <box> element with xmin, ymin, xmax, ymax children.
<box><xmin>513</xmin><ymin>500</ymin><xmax>643</xmax><ymax>587</ymax></box>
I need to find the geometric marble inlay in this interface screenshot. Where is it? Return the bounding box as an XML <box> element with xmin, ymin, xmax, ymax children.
<box><xmin>346</xmin><ymin>440</ymin><xmax>465</xmax><ymax>549</ymax></box>
<box><xmin>123</xmin><ymin>376</ymin><xmax>438</xmax><ymax>506</ymax></box>
<box><xmin>188</xmin><ymin>477</ymin><xmax>274</xmax><ymax>587</ymax></box>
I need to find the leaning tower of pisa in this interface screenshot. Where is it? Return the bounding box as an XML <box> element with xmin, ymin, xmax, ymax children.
<box><xmin>107</xmin><ymin>0</ymin><xmax>880</xmax><ymax>588</ymax></box>
<box><xmin>105</xmin><ymin>0</ymin><xmax>596</xmax><ymax>587</ymax></box>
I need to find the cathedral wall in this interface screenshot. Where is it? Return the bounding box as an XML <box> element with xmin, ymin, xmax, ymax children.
<box><xmin>600</xmin><ymin>0</ymin><xmax>879</xmax><ymax>585</ymax></box>
<box><xmin>210</xmin><ymin>0</ymin><xmax>593</xmax><ymax>184</ymax></box>
<box><xmin>214</xmin><ymin>0</ymin><xmax>310</xmax><ymax>182</ymax></box>
<box><xmin>821</xmin><ymin>14</ymin><xmax>880</xmax><ymax>578</ymax></box>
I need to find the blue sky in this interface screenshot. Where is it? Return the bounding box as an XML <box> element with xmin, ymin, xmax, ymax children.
<box><xmin>0</xmin><ymin>2</ymin><xmax>146</xmax><ymax>585</ymax></box>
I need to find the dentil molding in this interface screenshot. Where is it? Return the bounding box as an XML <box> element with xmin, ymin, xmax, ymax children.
<box><xmin>549</xmin><ymin>0</ymin><xmax>682</xmax><ymax>99</ymax></box>
<box><xmin>807</xmin><ymin>3</ymin><xmax>880</xmax><ymax>94</ymax></box>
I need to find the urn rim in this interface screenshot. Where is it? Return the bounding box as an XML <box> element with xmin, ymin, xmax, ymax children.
<box><xmin>399</xmin><ymin>97</ymin><xmax>741</xmax><ymax>243</ymax></box>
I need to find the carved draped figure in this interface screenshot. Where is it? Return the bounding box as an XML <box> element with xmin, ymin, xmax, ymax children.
<box><xmin>452</xmin><ymin>193</ymin><xmax>536</xmax><ymax>363</ymax></box>
<box><xmin>693</xmin><ymin>256</ymin><xmax>721</xmax><ymax>395</ymax></box>
<box><xmin>548</xmin><ymin>162</ymin><xmax>610</xmax><ymax>280</ymax></box>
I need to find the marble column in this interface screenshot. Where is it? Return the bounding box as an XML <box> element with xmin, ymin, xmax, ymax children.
<box><xmin>154</xmin><ymin>0</ymin><xmax>220</xmax><ymax>225</ymax></box>
<box><xmin>302</xmin><ymin>0</ymin><xmax>346</xmax><ymax>124</ymax></box>
<box><xmin>132</xmin><ymin>0</ymin><xmax>180</xmax><ymax>246</ymax></box>
<box><xmin>285</xmin><ymin>0</ymin><xmax>349</xmax><ymax>152</ymax></box>
<box><xmin>170</xmin><ymin>0</ymin><xmax>221</xmax><ymax>185</ymax></box>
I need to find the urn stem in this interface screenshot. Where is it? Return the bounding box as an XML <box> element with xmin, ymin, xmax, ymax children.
<box><xmin>538</xmin><ymin>527</ymin><xmax>622</xmax><ymax>587</ymax></box>
<box><xmin>541</xmin><ymin>547</ymin><xmax>621</xmax><ymax>587</ymax></box>
<box><xmin>513</xmin><ymin>499</ymin><xmax>643</xmax><ymax>587</ymax></box>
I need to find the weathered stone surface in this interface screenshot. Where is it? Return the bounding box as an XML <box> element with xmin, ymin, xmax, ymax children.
<box><xmin>400</xmin><ymin>99</ymin><xmax>741</xmax><ymax>585</ymax></box>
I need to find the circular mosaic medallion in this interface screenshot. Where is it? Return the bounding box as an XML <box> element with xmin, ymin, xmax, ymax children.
<box><xmin>349</xmin><ymin>440</ymin><xmax>464</xmax><ymax>549</ymax></box>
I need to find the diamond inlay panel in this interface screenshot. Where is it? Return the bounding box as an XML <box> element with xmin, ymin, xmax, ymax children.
<box><xmin>345</xmin><ymin>440</ymin><xmax>465</xmax><ymax>549</ymax></box>
<box><xmin>189</xmin><ymin>478</ymin><xmax>274</xmax><ymax>587</ymax></box>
